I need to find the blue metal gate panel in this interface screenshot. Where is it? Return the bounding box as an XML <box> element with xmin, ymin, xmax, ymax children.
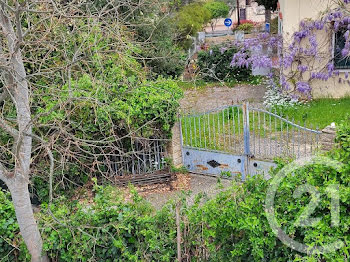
<box><xmin>248</xmin><ymin>159</ymin><xmax>276</xmax><ymax>179</ymax></box>
<box><xmin>183</xmin><ymin>148</ymin><xmax>245</xmax><ymax>179</ymax></box>
<box><xmin>180</xmin><ymin>103</ymin><xmax>322</xmax><ymax>180</ymax></box>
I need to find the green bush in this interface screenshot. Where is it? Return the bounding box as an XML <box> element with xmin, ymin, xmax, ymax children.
<box><xmin>0</xmin><ymin>190</ymin><xmax>29</xmax><ymax>262</ymax></box>
<box><xmin>2</xmin><ymin>122</ymin><xmax>350</xmax><ymax>261</ymax></box>
<box><xmin>204</xmin><ymin>1</ymin><xmax>229</xmax><ymax>19</ymax></box>
<box><xmin>236</xmin><ymin>22</ymin><xmax>254</xmax><ymax>33</ymax></box>
<box><xmin>335</xmin><ymin>118</ymin><xmax>350</xmax><ymax>163</ymax></box>
<box><xmin>135</xmin><ymin>15</ymin><xmax>187</xmax><ymax>77</ymax></box>
<box><xmin>176</xmin><ymin>3</ymin><xmax>211</xmax><ymax>47</ymax></box>
<box><xmin>204</xmin><ymin>1</ymin><xmax>229</xmax><ymax>31</ymax></box>
<box><xmin>32</xmin><ymin>74</ymin><xmax>183</xmax><ymax>202</ymax></box>
<box><xmin>39</xmin><ymin>184</ymin><xmax>177</xmax><ymax>261</ymax></box>
<box><xmin>197</xmin><ymin>45</ymin><xmax>256</xmax><ymax>83</ymax></box>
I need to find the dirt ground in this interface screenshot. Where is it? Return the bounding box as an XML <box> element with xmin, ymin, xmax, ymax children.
<box><xmin>123</xmin><ymin>173</ymin><xmax>233</xmax><ymax>210</ymax></box>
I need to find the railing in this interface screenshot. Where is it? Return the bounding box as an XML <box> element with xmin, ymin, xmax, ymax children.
<box><xmin>180</xmin><ymin>103</ymin><xmax>322</xmax><ymax>161</ymax></box>
<box><xmin>107</xmin><ymin>138</ymin><xmax>169</xmax><ymax>177</ymax></box>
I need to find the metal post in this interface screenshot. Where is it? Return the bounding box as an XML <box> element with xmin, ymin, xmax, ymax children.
<box><xmin>237</xmin><ymin>0</ymin><xmax>240</xmax><ymax>25</ymax></box>
<box><xmin>179</xmin><ymin>114</ymin><xmax>185</xmax><ymax>167</ymax></box>
<box><xmin>243</xmin><ymin>102</ymin><xmax>250</xmax><ymax>179</ymax></box>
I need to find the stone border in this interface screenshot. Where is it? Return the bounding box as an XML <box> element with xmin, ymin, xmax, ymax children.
<box><xmin>320</xmin><ymin>124</ymin><xmax>337</xmax><ymax>151</ymax></box>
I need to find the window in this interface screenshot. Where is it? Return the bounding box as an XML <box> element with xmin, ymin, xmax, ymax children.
<box><xmin>334</xmin><ymin>30</ymin><xmax>350</xmax><ymax>70</ymax></box>
<box><xmin>246</xmin><ymin>0</ymin><xmax>251</xmax><ymax>6</ymax></box>
<box><xmin>240</xmin><ymin>8</ymin><xmax>246</xmax><ymax>20</ymax></box>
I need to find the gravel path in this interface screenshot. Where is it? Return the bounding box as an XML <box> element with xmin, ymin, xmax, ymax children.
<box><xmin>180</xmin><ymin>84</ymin><xmax>266</xmax><ymax>113</ymax></box>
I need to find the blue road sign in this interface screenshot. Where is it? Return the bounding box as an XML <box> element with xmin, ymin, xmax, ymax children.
<box><xmin>265</xmin><ymin>23</ymin><xmax>270</xmax><ymax>33</ymax></box>
<box><xmin>224</xmin><ymin>18</ymin><xmax>233</xmax><ymax>27</ymax></box>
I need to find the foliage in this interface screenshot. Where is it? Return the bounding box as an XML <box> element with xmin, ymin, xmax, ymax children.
<box><xmin>32</xmin><ymin>73</ymin><xmax>183</xmax><ymax>201</ymax></box>
<box><xmin>39</xmin><ymin>184</ymin><xmax>177</xmax><ymax>261</ymax></box>
<box><xmin>263</xmin><ymin>80</ymin><xmax>300</xmax><ymax>109</ymax></box>
<box><xmin>19</xmin><ymin>18</ymin><xmax>184</xmax><ymax>201</ymax></box>
<box><xmin>197</xmin><ymin>45</ymin><xmax>254</xmax><ymax>83</ymax></box>
<box><xmin>176</xmin><ymin>3</ymin><xmax>211</xmax><ymax>45</ymax></box>
<box><xmin>234</xmin><ymin>19</ymin><xmax>257</xmax><ymax>26</ymax></box>
<box><xmin>255</xmin><ymin>0</ymin><xmax>278</xmax><ymax>11</ymax></box>
<box><xmin>2</xmin><ymin>121</ymin><xmax>350</xmax><ymax>261</ymax></box>
<box><xmin>204</xmin><ymin>1</ymin><xmax>229</xmax><ymax>20</ymax></box>
<box><xmin>132</xmin><ymin>6</ymin><xmax>187</xmax><ymax>77</ymax></box>
<box><xmin>0</xmin><ymin>190</ymin><xmax>29</xmax><ymax>262</ymax></box>
<box><xmin>266</xmin><ymin>124</ymin><xmax>350</xmax><ymax>261</ymax></box>
<box><xmin>236</xmin><ymin>23</ymin><xmax>254</xmax><ymax>33</ymax></box>
<box><xmin>231</xmin><ymin>1</ymin><xmax>350</xmax><ymax>98</ymax></box>
<box><xmin>277</xmin><ymin>97</ymin><xmax>350</xmax><ymax>129</ymax></box>
<box><xmin>335</xmin><ymin>119</ymin><xmax>350</xmax><ymax>163</ymax></box>
<box><xmin>204</xmin><ymin>1</ymin><xmax>229</xmax><ymax>31</ymax></box>
<box><xmin>31</xmin><ymin>18</ymin><xmax>184</xmax><ymax>136</ymax></box>
<box><xmin>86</xmin><ymin>0</ymin><xmax>187</xmax><ymax>77</ymax></box>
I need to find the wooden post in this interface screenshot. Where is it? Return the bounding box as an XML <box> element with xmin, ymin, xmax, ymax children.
<box><xmin>176</xmin><ymin>201</ymin><xmax>182</xmax><ymax>262</ymax></box>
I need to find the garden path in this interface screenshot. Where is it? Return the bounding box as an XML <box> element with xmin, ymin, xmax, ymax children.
<box><xmin>180</xmin><ymin>84</ymin><xmax>266</xmax><ymax>113</ymax></box>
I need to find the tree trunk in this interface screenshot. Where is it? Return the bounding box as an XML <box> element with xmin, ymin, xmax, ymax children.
<box><xmin>7</xmin><ymin>180</ymin><xmax>48</xmax><ymax>262</ymax></box>
<box><xmin>265</xmin><ymin>8</ymin><xmax>271</xmax><ymax>24</ymax></box>
<box><xmin>0</xmin><ymin>7</ymin><xmax>48</xmax><ymax>262</ymax></box>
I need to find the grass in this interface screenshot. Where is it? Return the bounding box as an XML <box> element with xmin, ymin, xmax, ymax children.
<box><xmin>181</xmin><ymin>107</ymin><xmax>287</xmax><ymax>152</ymax></box>
<box><xmin>181</xmin><ymin>97</ymin><xmax>350</xmax><ymax>154</ymax></box>
<box><xmin>176</xmin><ymin>80</ymin><xmax>222</xmax><ymax>90</ymax></box>
<box><xmin>278</xmin><ymin>97</ymin><xmax>350</xmax><ymax>129</ymax></box>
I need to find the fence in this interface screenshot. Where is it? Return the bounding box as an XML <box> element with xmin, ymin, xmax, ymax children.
<box><xmin>180</xmin><ymin>104</ymin><xmax>322</xmax><ymax>162</ymax></box>
<box><xmin>106</xmin><ymin>137</ymin><xmax>171</xmax><ymax>185</ymax></box>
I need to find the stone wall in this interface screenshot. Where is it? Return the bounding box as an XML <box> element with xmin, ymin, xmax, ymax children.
<box><xmin>168</xmin><ymin>122</ymin><xmax>183</xmax><ymax>167</ymax></box>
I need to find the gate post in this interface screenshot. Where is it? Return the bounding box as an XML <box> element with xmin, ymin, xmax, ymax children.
<box><xmin>242</xmin><ymin>102</ymin><xmax>251</xmax><ymax>179</ymax></box>
<box><xmin>168</xmin><ymin>115</ymin><xmax>184</xmax><ymax>168</ymax></box>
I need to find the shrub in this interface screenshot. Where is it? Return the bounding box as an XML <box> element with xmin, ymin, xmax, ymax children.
<box><xmin>2</xmin><ymin>123</ymin><xmax>350</xmax><ymax>261</ymax></box>
<box><xmin>0</xmin><ymin>190</ymin><xmax>29</xmax><ymax>262</ymax></box>
<box><xmin>39</xmin><ymin>185</ymin><xmax>177</xmax><ymax>261</ymax></box>
<box><xmin>176</xmin><ymin>3</ymin><xmax>211</xmax><ymax>39</ymax></box>
<box><xmin>204</xmin><ymin>1</ymin><xmax>229</xmax><ymax>20</ymax></box>
<box><xmin>233</xmin><ymin>19</ymin><xmax>257</xmax><ymax>26</ymax></box>
<box><xmin>236</xmin><ymin>23</ymin><xmax>254</xmax><ymax>33</ymax></box>
<box><xmin>197</xmin><ymin>45</ymin><xmax>255</xmax><ymax>83</ymax></box>
<box><xmin>204</xmin><ymin>1</ymin><xmax>229</xmax><ymax>31</ymax></box>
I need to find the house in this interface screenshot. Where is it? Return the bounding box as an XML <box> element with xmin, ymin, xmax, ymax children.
<box><xmin>209</xmin><ymin>1</ymin><xmax>271</xmax><ymax>33</ymax></box>
<box><xmin>278</xmin><ymin>0</ymin><xmax>350</xmax><ymax>98</ymax></box>
<box><xmin>230</xmin><ymin>0</ymin><xmax>266</xmax><ymax>23</ymax></box>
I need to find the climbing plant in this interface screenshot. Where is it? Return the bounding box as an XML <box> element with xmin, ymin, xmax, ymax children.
<box><xmin>231</xmin><ymin>0</ymin><xmax>350</xmax><ymax>99</ymax></box>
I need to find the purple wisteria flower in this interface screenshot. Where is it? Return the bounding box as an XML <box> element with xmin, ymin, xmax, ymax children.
<box><xmin>296</xmin><ymin>82</ymin><xmax>311</xmax><ymax>93</ymax></box>
<box><xmin>228</xmin><ymin>6</ymin><xmax>350</xmax><ymax>98</ymax></box>
<box><xmin>297</xmin><ymin>65</ymin><xmax>308</xmax><ymax>73</ymax></box>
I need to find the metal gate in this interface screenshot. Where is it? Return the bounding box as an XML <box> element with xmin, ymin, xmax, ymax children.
<box><xmin>180</xmin><ymin>103</ymin><xmax>322</xmax><ymax>180</ymax></box>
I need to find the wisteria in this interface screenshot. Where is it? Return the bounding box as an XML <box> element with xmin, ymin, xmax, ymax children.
<box><xmin>296</xmin><ymin>82</ymin><xmax>311</xmax><ymax>93</ymax></box>
<box><xmin>229</xmin><ymin>0</ymin><xmax>350</xmax><ymax>98</ymax></box>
